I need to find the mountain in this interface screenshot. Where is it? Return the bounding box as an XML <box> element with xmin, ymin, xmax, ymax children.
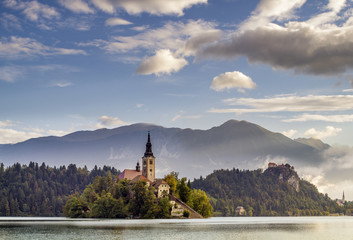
<box><xmin>0</xmin><ymin>120</ymin><xmax>326</xmax><ymax>179</ymax></box>
<box><xmin>294</xmin><ymin>138</ymin><xmax>331</xmax><ymax>151</ymax></box>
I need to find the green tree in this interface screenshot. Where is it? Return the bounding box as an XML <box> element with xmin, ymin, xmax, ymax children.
<box><xmin>177</xmin><ymin>178</ymin><xmax>191</xmax><ymax>203</ymax></box>
<box><xmin>63</xmin><ymin>194</ymin><xmax>88</xmax><ymax>218</ymax></box>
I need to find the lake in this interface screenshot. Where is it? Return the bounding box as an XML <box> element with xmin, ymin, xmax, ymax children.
<box><xmin>0</xmin><ymin>216</ymin><xmax>352</xmax><ymax>240</ymax></box>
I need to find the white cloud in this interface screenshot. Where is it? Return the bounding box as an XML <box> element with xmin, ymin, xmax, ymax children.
<box><xmin>0</xmin><ymin>121</ymin><xmax>70</xmax><ymax>144</ymax></box>
<box><xmin>171</xmin><ymin>111</ymin><xmax>202</xmax><ymax>122</ymax></box>
<box><xmin>209</xmin><ymin>95</ymin><xmax>353</xmax><ymax>114</ymax></box>
<box><xmin>59</xmin><ymin>0</ymin><xmax>94</xmax><ymax>13</ymax></box>
<box><xmin>99</xmin><ymin>20</ymin><xmax>219</xmax><ymax>54</ymax></box>
<box><xmin>0</xmin><ymin>120</ymin><xmax>14</xmax><ymax>128</ymax></box>
<box><xmin>0</xmin><ymin>66</ymin><xmax>25</xmax><ymax>82</ymax></box>
<box><xmin>0</xmin><ymin>128</ymin><xmax>43</xmax><ymax>144</ymax></box>
<box><xmin>200</xmin><ymin>0</ymin><xmax>353</xmax><ymax>76</ymax></box>
<box><xmin>105</xmin><ymin>17</ymin><xmax>132</xmax><ymax>26</ymax></box>
<box><xmin>0</xmin><ymin>36</ymin><xmax>87</xmax><ymax>58</ymax></box>
<box><xmin>137</xmin><ymin>49</ymin><xmax>188</xmax><ymax>76</ymax></box>
<box><xmin>136</xmin><ymin>104</ymin><xmax>144</xmax><ymax>108</ymax></box>
<box><xmin>343</xmin><ymin>89</ymin><xmax>353</xmax><ymax>92</ymax></box>
<box><xmin>51</xmin><ymin>81</ymin><xmax>72</xmax><ymax>88</ymax></box>
<box><xmin>4</xmin><ymin>0</ymin><xmax>60</xmax><ymax>22</ymax></box>
<box><xmin>1</xmin><ymin>13</ymin><xmax>22</xmax><ymax>30</ymax></box>
<box><xmin>283</xmin><ymin>113</ymin><xmax>353</xmax><ymax>123</ymax></box>
<box><xmin>81</xmin><ymin>19</ymin><xmax>219</xmax><ymax>75</ymax></box>
<box><xmin>304</xmin><ymin>126</ymin><xmax>342</xmax><ymax>140</ymax></box>
<box><xmin>240</xmin><ymin>0</ymin><xmax>306</xmax><ymax>30</ymax></box>
<box><xmin>97</xmin><ymin>115</ymin><xmax>128</xmax><ymax>128</ymax></box>
<box><xmin>91</xmin><ymin>0</ymin><xmax>207</xmax><ymax>16</ymax></box>
<box><xmin>210</xmin><ymin>71</ymin><xmax>256</xmax><ymax>92</ymax></box>
<box><xmin>282</xmin><ymin>129</ymin><xmax>297</xmax><ymax>138</ymax></box>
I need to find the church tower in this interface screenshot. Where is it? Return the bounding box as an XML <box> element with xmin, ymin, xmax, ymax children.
<box><xmin>142</xmin><ymin>132</ymin><xmax>155</xmax><ymax>182</ymax></box>
<box><xmin>343</xmin><ymin>191</ymin><xmax>345</xmax><ymax>203</ymax></box>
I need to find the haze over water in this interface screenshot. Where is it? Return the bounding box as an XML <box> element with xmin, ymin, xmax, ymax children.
<box><xmin>0</xmin><ymin>217</ymin><xmax>352</xmax><ymax>240</ymax></box>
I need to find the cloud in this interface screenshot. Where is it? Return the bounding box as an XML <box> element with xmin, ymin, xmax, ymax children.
<box><xmin>0</xmin><ymin>36</ymin><xmax>87</xmax><ymax>58</ymax></box>
<box><xmin>4</xmin><ymin>0</ymin><xmax>60</xmax><ymax>22</ymax></box>
<box><xmin>136</xmin><ymin>104</ymin><xmax>144</xmax><ymax>108</ymax></box>
<box><xmin>51</xmin><ymin>81</ymin><xmax>72</xmax><ymax>88</ymax></box>
<box><xmin>209</xmin><ymin>95</ymin><xmax>353</xmax><ymax>114</ymax></box>
<box><xmin>171</xmin><ymin>111</ymin><xmax>202</xmax><ymax>122</ymax></box>
<box><xmin>59</xmin><ymin>0</ymin><xmax>94</xmax><ymax>14</ymax></box>
<box><xmin>304</xmin><ymin>126</ymin><xmax>342</xmax><ymax>139</ymax></box>
<box><xmin>137</xmin><ymin>49</ymin><xmax>188</xmax><ymax>76</ymax></box>
<box><xmin>105</xmin><ymin>17</ymin><xmax>132</xmax><ymax>26</ymax></box>
<box><xmin>81</xmin><ymin>19</ymin><xmax>219</xmax><ymax>75</ymax></box>
<box><xmin>0</xmin><ymin>120</ymin><xmax>14</xmax><ymax>128</ymax></box>
<box><xmin>200</xmin><ymin>0</ymin><xmax>353</xmax><ymax>76</ymax></box>
<box><xmin>210</xmin><ymin>71</ymin><xmax>256</xmax><ymax>92</ymax></box>
<box><xmin>0</xmin><ymin>121</ymin><xmax>70</xmax><ymax>144</ymax></box>
<box><xmin>1</xmin><ymin>13</ymin><xmax>22</xmax><ymax>30</ymax></box>
<box><xmin>240</xmin><ymin>0</ymin><xmax>306</xmax><ymax>30</ymax></box>
<box><xmin>298</xmin><ymin>145</ymin><xmax>353</xmax><ymax>200</ymax></box>
<box><xmin>97</xmin><ymin>115</ymin><xmax>128</xmax><ymax>128</ymax></box>
<box><xmin>283</xmin><ymin>113</ymin><xmax>353</xmax><ymax>123</ymax></box>
<box><xmin>91</xmin><ymin>0</ymin><xmax>207</xmax><ymax>16</ymax></box>
<box><xmin>281</xmin><ymin>129</ymin><xmax>297</xmax><ymax>138</ymax></box>
<box><xmin>0</xmin><ymin>66</ymin><xmax>25</xmax><ymax>82</ymax></box>
<box><xmin>96</xmin><ymin>20</ymin><xmax>219</xmax><ymax>54</ymax></box>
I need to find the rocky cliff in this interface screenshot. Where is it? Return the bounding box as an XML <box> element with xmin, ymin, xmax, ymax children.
<box><xmin>264</xmin><ymin>164</ymin><xmax>300</xmax><ymax>192</ymax></box>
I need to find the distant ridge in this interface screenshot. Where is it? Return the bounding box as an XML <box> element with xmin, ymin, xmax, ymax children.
<box><xmin>0</xmin><ymin>120</ymin><xmax>327</xmax><ymax>179</ymax></box>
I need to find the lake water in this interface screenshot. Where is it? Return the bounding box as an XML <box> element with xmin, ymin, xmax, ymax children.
<box><xmin>0</xmin><ymin>216</ymin><xmax>353</xmax><ymax>240</ymax></box>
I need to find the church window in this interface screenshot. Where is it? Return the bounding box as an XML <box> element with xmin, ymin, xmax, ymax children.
<box><xmin>144</xmin><ymin>160</ymin><xmax>146</xmax><ymax>165</ymax></box>
<box><xmin>149</xmin><ymin>160</ymin><xmax>153</xmax><ymax>164</ymax></box>
<box><xmin>150</xmin><ymin>169</ymin><xmax>152</xmax><ymax>172</ymax></box>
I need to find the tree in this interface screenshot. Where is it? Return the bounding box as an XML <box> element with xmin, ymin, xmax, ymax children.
<box><xmin>188</xmin><ymin>189</ymin><xmax>213</xmax><ymax>218</ymax></box>
<box><xmin>163</xmin><ymin>174</ymin><xmax>177</xmax><ymax>194</ymax></box>
<box><xmin>177</xmin><ymin>178</ymin><xmax>191</xmax><ymax>203</ymax></box>
<box><xmin>129</xmin><ymin>180</ymin><xmax>156</xmax><ymax>218</ymax></box>
<box><xmin>63</xmin><ymin>194</ymin><xmax>88</xmax><ymax>218</ymax></box>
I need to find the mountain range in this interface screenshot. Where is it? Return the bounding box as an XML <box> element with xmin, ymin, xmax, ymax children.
<box><xmin>0</xmin><ymin>120</ymin><xmax>328</xmax><ymax>179</ymax></box>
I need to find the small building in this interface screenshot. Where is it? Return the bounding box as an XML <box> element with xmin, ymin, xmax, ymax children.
<box><xmin>268</xmin><ymin>162</ymin><xmax>277</xmax><ymax>168</ymax></box>
<box><xmin>235</xmin><ymin>206</ymin><xmax>245</xmax><ymax>216</ymax></box>
<box><xmin>153</xmin><ymin>179</ymin><xmax>170</xmax><ymax>198</ymax></box>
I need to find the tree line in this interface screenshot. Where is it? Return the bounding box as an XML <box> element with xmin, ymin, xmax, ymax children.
<box><xmin>0</xmin><ymin>162</ymin><xmax>118</xmax><ymax>216</ymax></box>
<box><xmin>192</xmin><ymin>168</ymin><xmax>350</xmax><ymax>216</ymax></box>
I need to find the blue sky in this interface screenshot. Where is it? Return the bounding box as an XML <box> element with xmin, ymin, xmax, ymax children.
<box><xmin>1</xmin><ymin>0</ymin><xmax>353</xmax><ymax>146</ymax></box>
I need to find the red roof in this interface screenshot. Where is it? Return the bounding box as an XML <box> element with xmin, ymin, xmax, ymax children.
<box><xmin>119</xmin><ymin>169</ymin><xmax>142</xmax><ymax>180</ymax></box>
<box><xmin>131</xmin><ymin>175</ymin><xmax>152</xmax><ymax>183</ymax></box>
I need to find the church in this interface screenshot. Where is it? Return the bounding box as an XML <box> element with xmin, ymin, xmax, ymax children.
<box><xmin>119</xmin><ymin>132</ymin><xmax>170</xmax><ymax>198</ymax></box>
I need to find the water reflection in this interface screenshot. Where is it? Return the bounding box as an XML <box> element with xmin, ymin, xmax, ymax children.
<box><xmin>0</xmin><ymin>217</ymin><xmax>352</xmax><ymax>240</ymax></box>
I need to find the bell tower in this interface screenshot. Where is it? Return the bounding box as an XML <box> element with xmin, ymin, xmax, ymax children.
<box><xmin>142</xmin><ymin>132</ymin><xmax>155</xmax><ymax>182</ymax></box>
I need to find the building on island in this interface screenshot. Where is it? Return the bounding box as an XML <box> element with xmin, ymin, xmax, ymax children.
<box><xmin>119</xmin><ymin>132</ymin><xmax>170</xmax><ymax>197</ymax></box>
<box><xmin>235</xmin><ymin>206</ymin><xmax>245</xmax><ymax>216</ymax></box>
<box><xmin>118</xmin><ymin>132</ymin><xmax>203</xmax><ymax>218</ymax></box>
<box><xmin>336</xmin><ymin>191</ymin><xmax>346</xmax><ymax>206</ymax></box>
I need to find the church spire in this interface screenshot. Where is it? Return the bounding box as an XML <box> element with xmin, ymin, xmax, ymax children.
<box><xmin>343</xmin><ymin>191</ymin><xmax>345</xmax><ymax>202</ymax></box>
<box><xmin>144</xmin><ymin>131</ymin><xmax>154</xmax><ymax>157</ymax></box>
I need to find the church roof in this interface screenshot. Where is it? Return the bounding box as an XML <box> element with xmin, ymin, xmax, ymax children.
<box><xmin>119</xmin><ymin>169</ymin><xmax>142</xmax><ymax>181</ymax></box>
<box><xmin>152</xmin><ymin>179</ymin><xmax>169</xmax><ymax>188</ymax></box>
<box><xmin>131</xmin><ymin>175</ymin><xmax>152</xmax><ymax>184</ymax></box>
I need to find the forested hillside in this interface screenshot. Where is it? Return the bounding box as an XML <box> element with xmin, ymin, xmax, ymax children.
<box><xmin>0</xmin><ymin>162</ymin><xmax>118</xmax><ymax>216</ymax></box>
<box><xmin>192</xmin><ymin>168</ymin><xmax>343</xmax><ymax>216</ymax></box>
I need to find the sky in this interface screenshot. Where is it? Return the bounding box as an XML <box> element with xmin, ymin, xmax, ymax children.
<box><xmin>1</xmin><ymin>0</ymin><xmax>353</xmax><ymax>198</ymax></box>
